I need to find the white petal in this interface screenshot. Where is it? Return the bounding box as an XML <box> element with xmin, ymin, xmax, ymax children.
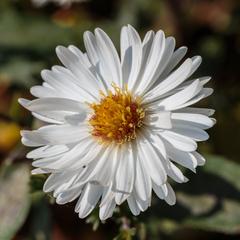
<box><xmin>160</xmin><ymin>130</ymin><xmax>197</xmax><ymax>152</ymax></box>
<box><xmin>41</xmin><ymin>69</ymin><xmax>88</xmax><ymax>101</ymax></box>
<box><xmin>55</xmin><ymin>46</ymin><xmax>102</xmax><ymax>95</ymax></box>
<box><xmin>134</xmin><ymin>148</ymin><xmax>152</xmax><ymax>201</ymax></box>
<box><xmin>56</xmin><ymin>183</ymin><xmax>84</xmax><ymax>205</ymax></box>
<box><xmin>152</xmin><ymin>183</ymin><xmax>168</xmax><ymax>199</ymax></box>
<box><xmin>179</xmin><ymin>76</ymin><xmax>211</xmax><ymax>90</ymax></box>
<box><xmin>145</xmin><ymin>111</ymin><xmax>172</xmax><ymax>129</ymax></box>
<box><xmin>138</xmin><ymin>30</ymin><xmax>155</xmax><ymax>79</ymax></box>
<box><xmin>127</xmin><ymin>195</ymin><xmax>141</xmax><ymax>216</ymax></box>
<box><xmin>138</xmin><ymin>134</ymin><xmax>167</xmax><ymax>185</ymax></box>
<box><xmin>51</xmin><ymin>65</ymin><xmax>98</xmax><ymax>101</ymax></box>
<box><xmin>148</xmin><ymin>132</ymin><xmax>167</xmax><ymax>158</ymax></box>
<box><xmin>144</xmin><ymin>58</ymin><xmax>192</xmax><ymax>103</ymax></box>
<box><xmin>171</xmin><ymin>123</ymin><xmax>209</xmax><ymax>141</ymax></box>
<box><xmin>176</xmin><ymin>88</ymin><xmax>213</xmax><ymax>109</ymax></box>
<box><xmin>121</xmin><ymin>25</ymin><xmax>142</xmax><ymax>90</ymax></box>
<box><xmin>64</xmin><ymin>113</ymin><xmax>87</xmax><ymax>125</ymax></box>
<box><xmin>94</xmin><ymin>28</ymin><xmax>122</xmax><ymax>86</ymax></box>
<box><xmin>19</xmin><ymin>97</ymin><xmax>87</xmax><ymax>113</ymax></box>
<box><xmin>114</xmin><ymin>144</ymin><xmax>134</xmax><ymax>204</ymax></box>
<box><xmin>135</xmin><ymin>30</ymin><xmax>165</xmax><ymax>94</ymax></box>
<box><xmin>27</xmin><ymin>145</ymin><xmax>69</xmax><ymax>159</ymax></box>
<box><xmin>192</xmin><ymin>151</ymin><xmax>206</xmax><ymax>166</ymax></box>
<box><xmin>189</xmin><ymin>56</ymin><xmax>202</xmax><ymax>76</ymax></box>
<box><xmin>67</xmin><ymin>45</ymin><xmax>91</xmax><ymax>68</ymax></box>
<box><xmin>91</xmin><ymin>146</ymin><xmax>115</xmax><ymax>187</ymax></box>
<box><xmin>165</xmin><ymin>143</ymin><xmax>198</xmax><ymax>171</ymax></box>
<box><xmin>100</xmin><ymin>184</ymin><xmax>115</xmax><ymax>208</ymax></box>
<box><xmin>175</xmin><ymin>107</ymin><xmax>215</xmax><ymax>117</ymax></box>
<box><xmin>80</xmin><ymin>146</ymin><xmax>113</xmax><ymax>185</ymax></box>
<box><xmin>160</xmin><ymin>46</ymin><xmax>188</xmax><ymax>79</ymax></box>
<box><xmin>45</xmin><ymin>138</ymin><xmax>100</xmax><ymax>171</ymax></box>
<box><xmin>158</xmin><ymin>80</ymin><xmax>202</xmax><ymax>111</ymax></box>
<box><xmin>43</xmin><ymin>171</ymin><xmax>77</xmax><ymax>193</ymax></box>
<box><xmin>30</xmin><ymin>85</ymin><xmax>57</xmax><ymax>98</ymax></box>
<box><xmin>166</xmin><ymin>162</ymin><xmax>188</xmax><ymax>183</ymax></box>
<box><xmin>32</xmin><ymin>112</ymin><xmax>63</xmax><ymax>124</ymax></box>
<box><xmin>99</xmin><ymin>198</ymin><xmax>116</xmax><ymax>221</ymax></box>
<box><xmin>21</xmin><ymin>124</ymin><xmax>89</xmax><ymax>145</ymax></box>
<box><xmin>148</xmin><ymin>36</ymin><xmax>176</xmax><ymax>92</ymax></box>
<box><xmin>75</xmin><ymin>183</ymin><xmax>103</xmax><ymax>218</ymax></box>
<box><xmin>135</xmin><ymin>193</ymin><xmax>150</xmax><ymax>212</ymax></box>
<box><xmin>171</xmin><ymin>113</ymin><xmax>215</xmax><ymax>129</ymax></box>
<box><xmin>31</xmin><ymin>168</ymin><xmax>49</xmax><ymax>175</ymax></box>
<box><xmin>165</xmin><ymin>183</ymin><xmax>176</xmax><ymax>205</ymax></box>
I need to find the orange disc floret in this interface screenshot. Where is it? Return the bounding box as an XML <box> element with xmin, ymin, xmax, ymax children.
<box><xmin>89</xmin><ymin>85</ymin><xmax>145</xmax><ymax>144</ymax></box>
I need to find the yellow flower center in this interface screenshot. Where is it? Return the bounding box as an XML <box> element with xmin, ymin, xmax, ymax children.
<box><xmin>89</xmin><ymin>85</ymin><xmax>145</xmax><ymax>144</ymax></box>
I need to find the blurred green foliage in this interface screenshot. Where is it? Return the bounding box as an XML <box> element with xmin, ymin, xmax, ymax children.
<box><xmin>0</xmin><ymin>0</ymin><xmax>239</xmax><ymax>239</ymax></box>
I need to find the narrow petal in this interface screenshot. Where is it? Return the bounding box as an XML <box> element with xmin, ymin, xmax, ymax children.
<box><xmin>134</xmin><ymin>150</ymin><xmax>152</xmax><ymax>201</ymax></box>
<box><xmin>164</xmin><ymin>183</ymin><xmax>176</xmax><ymax>205</ymax></box>
<box><xmin>171</xmin><ymin>123</ymin><xmax>209</xmax><ymax>141</ymax></box>
<box><xmin>21</xmin><ymin>124</ymin><xmax>89</xmax><ymax>145</ymax></box>
<box><xmin>147</xmin><ymin>36</ymin><xmax>176</xmax><ymax>91</ymax></box>
<box><xmin>127</xmin><ymin>195</ymin><xmax>141</xmax><ymax>216</ymax></box>
<box><xmin>144</xmin><ymin>58</ymin><xmax>192</xmax><ymax>103</ymax></box>
<box><xmin>165</xmin><ymin>142</ymin><xmax>198</xmax><ymax>171</ymax></box>
<box><xmin>55</xmin><ymin>46</ymin><xmax>102</xmax><ymax>95</ymax></box>
<box><xmin>121</xmin><ymin>25</ymin><xmax>142</xmax><ymax>90</ymax></box>
<box><xmin>160</xmin><ymin>130</ymin><xmax>197</xmax><ymax>152</ymax></box>
<box><xmin>138</xmin><ymin>134</ymin><xmax>167</xmax><ymax>185</ymax></box>
<box><xmin>99</xmin><ymin>198</ymin><xmax>116</xmax><ymax>220</ymax></box>
<box><xmin>114</xmin><ymin>144</ymin><xmax>135</xmax><ymax>204</ymax></box>
<box><xmin>166</xmin><ymin>162</ymin><xmax>188</xmax><ymax>183</ymax></box>
<box><xmin>192</xmin><ymin>151</ymin><xmax>206</xmax><ymax>166</ymax></box>
<box><xmin>135</xmin><ymin>30</ymin><xmax>166</xmax><ymax>94</ymax></box>
<box><xmin>152</xmin><ymin>183</ymin><xmax>168</xmax><ymax>199</ymax></box>
<box><xmin>158</xmin><ymin>80</ymin><xmax>202</xmax><ymax>111</ymax></box>
<box><xmin>95</xmin><ymin>28</ymin><xmax>122</xmax><ymax>87</ymax></box>
<box><xmin>171</xmin><ymin>113</ymin><xmax>215</xmax><ymax>129</ymax></box>
<box><xmin>176</xmin><ymin>88</ymin><xmax>214</xmax><ymax>109</ymax></box>
<box><xmin>27</xmin><ymin>145</ymin><xmax>69</xmax><ymax>159</ymax></box>
<box><xmin>75</xmin><ymin>183</ymin><xmax>103</xmax><ymax>218</ymax></box>
<box><xmin>19</xmin><ymin>97</ymin><xmax>87</xmax><ymax>113</ymax></box>
<box><xmin>144</xmin><ymin>111</ymin><xmax>172</xmax><ymax>129</ymax></box>
<box><xmin>159</xmin><ymin>46</ymin><xmax>188</xmax><ymax>79</ymax></box>
<box><xmin>189</xmin><ymin>56</ymin><xmax>202</xmax><ymax>76</ymax></box>
<box><xmin>56</xmin><ymin>183</ymin><xmax>84</xmax><ymax>205</ymax></box>
<box><xmin>175</xmin><ymin>107</ymin><xmax>215</xmax><ymax>117</ymax></box>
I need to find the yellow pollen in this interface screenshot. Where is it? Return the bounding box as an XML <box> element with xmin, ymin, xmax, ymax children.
<box><xmin>89</xmin><ymin>84</ymin><xmax>145</xmax><ymax>144</ymax></box>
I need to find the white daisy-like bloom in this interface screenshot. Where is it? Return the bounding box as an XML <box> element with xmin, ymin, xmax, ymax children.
<box><xmin>20</xmin><ymin>25</ymin><xmax>215</xmax><ymax>220</ymax></box>
<box><xmin>32</xmin><ymin>0</ymin><xmax>86</xmax><ymax>7</ymax></box>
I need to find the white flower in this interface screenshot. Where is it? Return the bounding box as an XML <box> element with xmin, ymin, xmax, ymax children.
<box><xmin>32</xmin><ymin>0</ymin><xmax>86</xmax><ymax>7</ymax></box>
<box><xmin>20</xmin><ymin>25</ymin><xmax>215</xmax><ymax>220</ymax></box>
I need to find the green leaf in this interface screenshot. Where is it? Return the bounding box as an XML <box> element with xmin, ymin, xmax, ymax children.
<box><xmin>180</xmin><ymin>155</ymin><xmax>240</xmax><ymax>234</ymax></box>
<box><xmin>29</xmin><ymin>196</ymin><xmax>52</xmax><ymax>240</ymax></box>
<box><xmin>0</xmin><ymin>164</ymin><xmax>31</xmax><ymax>240</ymax></box>
<box><xmin>184</xmin><ymin>199</ymin><xmax>240</xmax><ymax>234</ymax></box>
<box><xmin>0</xmin><ymin>57</ymin><xmax>45</xmax><ymax>87</ymax></box>
<box><xmin>204</xmin><ymin>155</ymin><xmax>240</xmax><ymax>191</ymax></box>
<box><xmin>146</xmin><ymin>155</ymin><xmax>240</xmax><ymax>235</ymax></box>
<box><xmin>0</xmin><ymin>9</ymin><xmax>76</xmax><ymax>51</ymax></box>
<box><xmin>177</xmin><ymin>192</ymin><xmax>217</xmax><ymax>216</ymax></box>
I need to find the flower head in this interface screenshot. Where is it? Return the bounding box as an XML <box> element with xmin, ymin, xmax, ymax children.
<box><xmin>20</xmin><ymin>25</ymin><xmax>215</xmax><ymax>220</ymax></box>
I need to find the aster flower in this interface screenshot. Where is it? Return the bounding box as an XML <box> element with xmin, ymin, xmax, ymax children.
<box><xmin>19</xmin><ymin>25</ymin><xmax>215</xmax><ymax>220</ymax></box>
<box><xmin>32</xmin><ymin>0</ymin><xmax>86</xmax><ymax>7</ymax></box>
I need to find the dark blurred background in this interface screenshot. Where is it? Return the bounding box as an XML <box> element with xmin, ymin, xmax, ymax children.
<box><xmin>0</xmin><ymin>0</ymin><xmax>240</xmax><ymax>239</ymax></box>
